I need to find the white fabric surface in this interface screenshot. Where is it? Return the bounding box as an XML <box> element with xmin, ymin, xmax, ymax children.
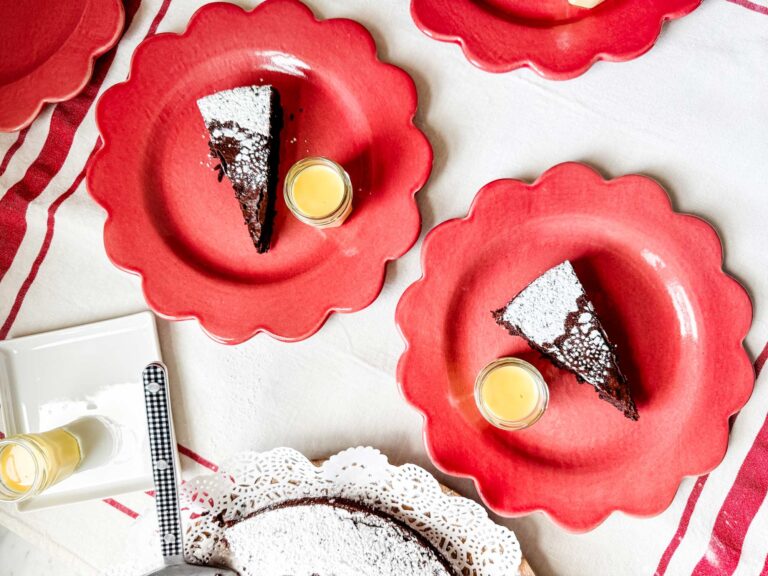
<box><xmin>1</xmin><ymin>1</ymin><xmax>767</xmax><ymax>575</ymax></box>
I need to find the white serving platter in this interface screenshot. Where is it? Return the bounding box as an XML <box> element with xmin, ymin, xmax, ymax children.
<box><xmin>0</xmin><ymin>312</ymin><xmax>161</xmax><ymax>511</ymax></box>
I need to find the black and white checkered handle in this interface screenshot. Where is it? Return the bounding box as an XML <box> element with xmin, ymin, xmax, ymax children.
<box><xmin>142</xmin><ymin>362</ymin><xmax>183</xmax><ymax>564</ymax></box>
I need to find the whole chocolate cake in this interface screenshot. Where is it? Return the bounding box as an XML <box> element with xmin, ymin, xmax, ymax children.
<box><xmin>197</xmin><ymin>85</ymin><xmax>282</xmax><ymax>253</ymax></box>
<box><xmin>217</xmin><ymin>497</ymin><xmax>456</xmax><ymax>576</ymax></box>
<box><xmin>493</xmin><ymin>261</ymin><xmax>638</xmax><ymax>420</ymax></box>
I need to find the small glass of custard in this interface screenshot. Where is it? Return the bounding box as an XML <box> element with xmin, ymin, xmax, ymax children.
<box><xmin>475</xmin><ymin>358</ymin><xmax>549</xmax><ymax>431</ymax></box>
<box><xmin>0</xmin><ymin>425</ymin><xmax>83</xmax><ymax>502</ymax></box>
<box><xmin>284</xmin><ymin>157</ymin><xmax>353</xmax><ymax>228</ymax></box>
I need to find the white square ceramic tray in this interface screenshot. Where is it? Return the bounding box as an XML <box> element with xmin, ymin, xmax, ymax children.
<box><xmin>0</xmin><ymin>312</ymin><xmax>161</xmax><ymax>511</ymax></box>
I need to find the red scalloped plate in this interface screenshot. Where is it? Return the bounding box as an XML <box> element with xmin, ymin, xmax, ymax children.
<box><xmin>396</xmin><ymin>163</ymin><xmax>753</xmax><ymax>532</ymax></box>
<box><xmin>410</xmin><ymin>0</ymin><xmax>701</xmax><ymax>79</ymax></box>
<box><xmin>0</xmin><ymin>0</ymin><xmax>124</xmax><ymax>132</ymax></box>
<box><xmin>87</xmin><ymin>0</ymin><xmax>432</xmax><ymax>344</ymax></box>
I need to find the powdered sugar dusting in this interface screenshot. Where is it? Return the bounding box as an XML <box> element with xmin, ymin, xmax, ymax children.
<box><xmin>197</xmin><ymin>85</ymin><xmax>273</xmax><ymax>137</ymax></box>
<box><xmin>502</xmin><ymin>261</ymin><xmax>583</xmax><ymax>344</ymax></box>
<box><xmin>197</xmin><ymin>84</ymin><xmax>281</xmax><ymax>252</ymax></box>
<box><xmin>217</xmin><ymin>502</ymin><xmax>453</xmax><ymax>576</ymax></box>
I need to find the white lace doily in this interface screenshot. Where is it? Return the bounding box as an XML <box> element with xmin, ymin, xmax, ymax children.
<box><xmin>108</xmin><ymin>447</ymin><xmax>522</xmax><ymax>576</ymax></box>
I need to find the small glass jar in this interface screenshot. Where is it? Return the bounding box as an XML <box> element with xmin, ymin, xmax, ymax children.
<box><xmin>284</xmin><ymin>157</ymin><xmax>353</xmax><ymax>228</ymax></box>
<box><xmin>0</xmin><ymin>425</ymin><xmax>83</xmax><ymax>502</ymax></box>
<box><xmin>475</xmin><ymin>358</ymin><xmax>549</xmax><ymax>431</ymax></box>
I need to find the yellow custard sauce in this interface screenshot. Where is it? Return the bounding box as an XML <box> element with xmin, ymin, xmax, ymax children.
<box><xmin>475</xmin><ymin>358</ymin><xmax>549</xmax><ymax>431</ymax></box>
<box><xmin>481</xmin><ymin>365</ymin><xmax>540</xmax><ymax>422</ymax></box>
<box><xmin>284</xmin><ymin>157</ymin><xmax>353</xmax><ymax>228</ymax></box>
<box><xmin>292</xmin><ymin>164</ymin><xmax>346</xmax><ymax>219</ymax></box>
<box><xmin>0</xmin><ymin>428</ymin><xmax>82</xmax><ymax>501</ymax></box>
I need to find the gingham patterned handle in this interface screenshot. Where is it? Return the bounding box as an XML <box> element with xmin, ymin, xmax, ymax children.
<box><xmin>142</xmin><ymin>362</ymin><xmax>183</xmax><ymax>562</ymax></box>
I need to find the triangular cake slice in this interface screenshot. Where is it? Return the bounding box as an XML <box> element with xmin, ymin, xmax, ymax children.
<box><xmin>493</xmin><ymin>261</ymin><xmax>638</xmax><ymax>420</ymax></box>
<box><xmin>197</xmin><ymin>85</ymin><xmax>282</xmax><ymax>253</ymax></box>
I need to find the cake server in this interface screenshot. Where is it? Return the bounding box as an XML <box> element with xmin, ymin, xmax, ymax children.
<box><xmin>141</xmin><ymin>362</ymin><xmax>236</xmax><ymax>576</ymax></box>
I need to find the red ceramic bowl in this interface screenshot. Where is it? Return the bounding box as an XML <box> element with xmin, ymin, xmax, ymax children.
<box><xmin>87</xmin><ymin>0</ymin><xmax>432</xmax><ymax>344</ymax></box>
<box><xmin>0</xmin><ymin>0</ymin><xmax>124</xmax><ymax>132</ymax></box>
<box><xmin>410</xmin><ymin>0</ymin><xmax>702</xmax><ymax>79</ymax></box>
<box><xmin>396</xmin><ymin>163</ymin><xmax>753</xmax><ymax>531</ymax></box>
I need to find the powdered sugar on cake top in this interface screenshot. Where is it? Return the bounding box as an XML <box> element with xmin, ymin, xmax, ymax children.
<box><xmin>196</xmin><ymin>85</ymin><xmax>280</xmax><ymax>249</ymax></box>
<box><xmin>197</xmin><ymin>85</ymin><xmax>273</xmax><ymax>137</ymax></box>
<box><xmin>501</xmin><ymin>261</ymin><xmax>584</xmax><ymax>345</ymax></box>
<box><xmin>496</xmin><ymin>261</ymin><xmax>618</xmax><ymax>390</ymax></box>
<box><xmin>216</xmin><ymin>502</ymin><xmax>452</xmax><ymax>576</ymax></box>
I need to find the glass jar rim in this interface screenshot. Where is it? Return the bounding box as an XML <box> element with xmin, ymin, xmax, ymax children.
<box><xmin>474</xmin><ymin>357</ymin><xmax>549</xmax><ymax>431</ymax></box>
<box><xmin>283</xmin><ymin>156</ymin><xmax>353</xmax><ymax>226</ymax></box>
<box><xmin>0</xmin><ymin>437</ymin><xmax>45</xmax><ymax>502</ymax></box>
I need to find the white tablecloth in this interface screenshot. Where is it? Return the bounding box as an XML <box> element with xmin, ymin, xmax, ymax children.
<box><xmin>1</xmin><ymin>1</ymin><xmax>767</xmax><ymax>574</ymax></box>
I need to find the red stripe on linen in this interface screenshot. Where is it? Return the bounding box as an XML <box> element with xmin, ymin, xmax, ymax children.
<box><xmin>654</xmin><ymin>475</ymin><xmax>710</xmax><ymax>575</ymax></box>
<box><xmin>103</xmin><ymin>498</ymin><xmax>139</xmax><ymax>519</ymax></box>
<box><xmin>0</xmin><ymin>128</ymin><xmax>29</xmax><ymax>177</ymax></box>
<box><xmin>0</xmin><ymin>0</ymin><xmax>143</xmax><ymax>282</ymax></box>
<box><xmin>656</xmin><ymin>341</ymin><xmax>766</xmax><ymax>575</ymax></box>
<box><xmin>144</xmin><ymin>0</ymin><xmax>173</xmax><ymax>36</ymax></box>
<box><xmin>690</xmin><ymin>342</ymin><xmax>768</xmax><ymax>575</ymax></box>
<box><xmin>762</xmin><ymin>552</ymin><xmax>768</xmax><ymax>575</ymax></box>
<box><xmin>755</xmin><ymin>344</ymin><xmax>768</xmax><ymax>377</ymax></box>
<box><xmin>0</xmin><ymin>163</ymin><xmax>90</xmax><ymax>339</ymax></box>
<box><xmin>178</xmin><ymin>444</ymin><xmax>219</xmax><ymax>472</ymax></box>
<box><xmin>727</xmin><ymin>0</ymin><xmax>768</xmax><ymax>15</ymax></box>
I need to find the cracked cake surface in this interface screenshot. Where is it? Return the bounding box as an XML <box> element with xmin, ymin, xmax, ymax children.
<box><xmin>493</xmin><ymin>261</ymin><xmax>638</xmax><ymax>420</ymax></box>
<box><xmin>215</xmin><ymin>497</ymin><xmax>455</xmax><ymax>576</ymax></box>
<box><xmin>197</xmin><ymin>85</ymin><xmax>282</xmax><ymax>253</ymax></box>
<box><xmin>218</xmin><ymin>498</ymin><xmax>455</xmax><ymax>576</ymax></box>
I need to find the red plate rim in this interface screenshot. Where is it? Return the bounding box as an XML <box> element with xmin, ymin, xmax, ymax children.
<box><xmin>409</xmin><ymin>0</ymin><xmax>702</xmax><ymax>79</ymax></box>
<box><xmin>0</xmin><ymin>0</ymin><xmax>125</xmax><ymax>132</ymax></box>
<box><xmin>87</xmin><ymin>0</ymin><xmax>433</xmax><ymax>344</ymax></box>
<box><xmin>396</xmin><ymin>162</ymin><xmax>754</xmax><ymax>531</ymax></box>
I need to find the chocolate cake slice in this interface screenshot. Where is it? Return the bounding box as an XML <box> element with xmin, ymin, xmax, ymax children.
<box><xmin>216</xmin><ymin>497</ymin><xmax>457</xmax><ymax>576</ymax></box>
<box><xmin>197</xmin><ymin>85</ymin><xmax>282</xmax><ymax>253</ymax></box>
<box><xmin>493</xmin><ymin>261</ymin><xmax>638</xmax><ymax>420</ymax></box>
